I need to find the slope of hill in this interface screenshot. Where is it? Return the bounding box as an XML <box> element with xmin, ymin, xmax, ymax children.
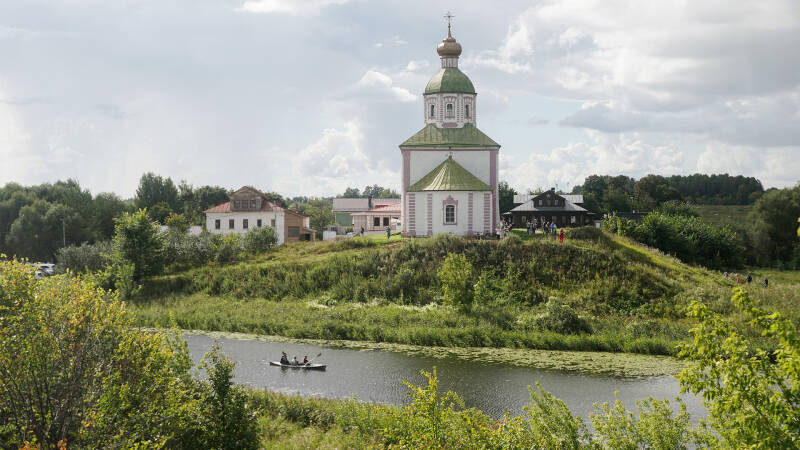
<box><xmin>131</xmin><ymin>229</ymin><xmax>796</xmax><ymax>361</ymax></box>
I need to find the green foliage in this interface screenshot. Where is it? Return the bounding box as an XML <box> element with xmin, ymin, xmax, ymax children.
<box><xmin>134</xmin><ymin>172</ymin><xmax>180</xmax><ymax>212</ymax></box>
<box><xmin>498</xmin><ymin>180</ymin><xmax>518</xmax><ymax>214</ymax></box>
<box><xmin>0</xmin><ymin>258</ymin><xmax>195</xmax><ymax>448</ymax></box>
<box><xmin>603</xmin><ymin>211</ymin><xmax>744</xmax><ymax>269</ymax></box>
<box><xmin>55</xmin><ymin>240</ymin><xmax>112</xmax><ymax>274</ymax></box>
<box><xmin>84</xmin><ymin>262</ymin><xmax>141</xmax><ymax>299</ymax></box>
<box><xmin>746</xmin><ymin>185</ymin><xmax>800</xmax><ymax>267</ymax></box>
<box><xmin>438</xmin><ymin>253</ymin><xmax>474</xmax><ymax>308</ymax></box>
<box><xmin>166</xmin><ymin>212</ymin><xmax>191</xmax><ymax>233</ymax></box>
<box><xmin>635</xmin><ymin>174</ymin><xmax>684</xmax><ymax>210</ymax></box>
<box><xmin>679</xmin><ymin>287</ymin><xmax>800</xmax><ymax>448</ymax></box>
<box><xmin>656</xmin><ymin>200</ymin><xmax>700</xmax><ymax>218</ymax></box>
<box><xmin>243</xmin><ymin>226</ymin><xmax>278</xmax><ymax>253</ymax></box>
<box><xmin>112</xmin><ymin>209</ymin><xmax>165</xmax><ymax>280</ymax></box>
<box><xmin>211</xmin><ymin>233</ymin><xmax>242</xmax><ymax>263</ymax></box>
<box><xmin>535</xmin><ymin>299</ymin><xmax>591</xmax><ymax>335</ymax></box>
<box><xmin>590</xmin><ymin>396</ymin><xmax>695</xmax><ymax>449</ymax></box>
<box><xmin>185</xmin><ymin>345</ymin><xmax>260</xmax><ymax>450</ymax></box>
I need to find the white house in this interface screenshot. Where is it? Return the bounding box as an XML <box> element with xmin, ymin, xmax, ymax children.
<box><xmin>400</xmin><ymin>23</ymin><xmax>500</xmax><ymax>237</ymax></box>
<box><xmin>204</xmin><ymin>186</ymin><xmax>314</xmax><ymax>245</ymax></box>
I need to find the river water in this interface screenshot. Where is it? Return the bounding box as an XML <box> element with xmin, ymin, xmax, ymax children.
<box><xmin>184</xmin><ymin>334</ymin><xmax>705</xmax><ymax>420</ymax></box>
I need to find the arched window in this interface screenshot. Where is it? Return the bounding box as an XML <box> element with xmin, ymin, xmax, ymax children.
<box><xmin>465</xmin><ymin>104</ymin><xmax>470</xmax><ymax>118</ymax></box>
<box><xmin>444</xmin><ymin>204</ymin><xmax>456</xmax><ymax>224</ymax></box>
<box><xmin>446</xmin><ymin>103</ymin><xmax>454</xmax><ymax>118</ymax></box>
<box><xmin>430</xmin><ymin>104</ymin><xmax>435</xmax><ymax>118</ymax></box>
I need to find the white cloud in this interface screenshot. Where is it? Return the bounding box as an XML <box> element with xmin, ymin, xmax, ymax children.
<box><xmin>501</xmin><ymin>131</ymin><xmax>684</xmax><ymax>191</ymax></box>
<box><xmin>236</xmin><ymin>0</ymin><xmax>349</xmax><ymax>15</ymax></box>
<box><xmin>696</xmin><ymin>143</ymin><xmax>800</xmax><ymax>188</ymax></box>
<box><xmin>273</xmin><ymin>121</ymin><xmax>398</xmax><ymax>195</ymax></box>
<box><xmin>354</xmin><ymin>70</ymin><xmax>416</xmax><ymax>102</ymax></box>
<box><xmin>405</xmin><ymin>60</ymin><xmax>429</xmax><ymax>72</ymax></box>
<box><xmin>374</xmin><ymin>35</ymin><xmax>408</xmax><ymax>48</ymax></box>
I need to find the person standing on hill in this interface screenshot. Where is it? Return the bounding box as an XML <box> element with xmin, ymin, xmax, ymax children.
<box><xmin>763</xmin><ymin>277</ymin><xmax>769</xmax><ymax>288</ymax></box>
<box><xmin>746</xmin><ymin>274</ymin><xmax>752</xmax><ymax>284</ymax></box>
<box><xmin>559</xmin><ymin>228</ymin><xmax>565</xmax><ymax>244</ymax></box>
<box><xmin>385</xmin><ymin>225</ymin><xmax>391</xmax><ymax>240</ymax></box>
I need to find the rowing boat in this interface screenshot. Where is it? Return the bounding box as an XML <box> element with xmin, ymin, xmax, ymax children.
<box><xmin>269</xmin><ymin>361</ymin><xmax>326</xmax><ymax>370</ymax></box>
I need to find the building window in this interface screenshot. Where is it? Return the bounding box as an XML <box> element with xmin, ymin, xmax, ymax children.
<box><xmin>430</xmin><ymin>104</ymin><xmax>435</xmax><ymax>118</ymax></box>
<box><xmin>374</xmin><ymin>217</ymin><xmax>380</xmax><ymax>227</ymax></box>
<box><xmin>250</xmin><ymin>199</ymin><xmax>256</xmax><ymax>209</ymax></box>
<box><xmin>243</xmin><ymin>219</ymin><xmax>248</xmax><ymax>229</ymax></box>
<box><xmin>383</xmin><ymin>217</ymin><xmax>389</xmax><ymax>226</ymax></box>
<box><xmin>288</xmin><ymin>226</ymin><xmax>299</xmax><ymax>237</ymax></box>
<box><xmin>257</xmin><ymin>219</ymin><xmax>262</xmax><ymax>227</ymax></box>
<box><xmin>571</xmin><ymin>215</ymin><xmax>576</xmax><ymax>224</ymax></box>
<box><xmin>446</xmin><ymin>103</ymin><xmax>454</xmax><ymax>117</ymax></box>
<box><xmin>215</xmin><ymin>219</ymin><xmax>220</xmax><ymax>229</ymax></box>
<box><xmin>271</xmin><ymin>218</ymin><xmax>276</xmax><ymax>228</ymax></box>
<box><xmin>233</xmin><ymin>200</ymin><xmax>239</xmax><ymax>209</ymax></box>
<box><xmin>444</xmin><ymin>204</ymin><xmax>456</xmax><ymax>224</ymax></box>
<box><xmin>465</xmin><ymin>104</ymin><xmax>470</xmax><ymax>118</ymax></box>
<box><xmin>229</xmin><ymin>219</ymin><xmax>235</xmax><ymax>229</ymax></box>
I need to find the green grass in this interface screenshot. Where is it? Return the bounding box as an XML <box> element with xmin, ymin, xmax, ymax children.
<box><xmin>696</xmin><ymin>204</ymin><xmax>752</xmax><ymax>229</ymax></box>
<box><xmin>132</xmin><ymin>230</ymin><xmax>800</xmax><ymax>372</ymax></box>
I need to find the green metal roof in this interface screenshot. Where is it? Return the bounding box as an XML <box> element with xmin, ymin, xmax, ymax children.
<box><xmin>424</xmin><ymin>68</ymin><xmax>476</xmax><ymax>94</ymax></box>
<box><xmin>407</xmin><ymin>156</ymin><xmax>491</xmax><ymax>192</ymax></box>
<box><xmin>400</xmin><ymin>123</ymin><xmax>500</xmax><ymax>148</ymax></box>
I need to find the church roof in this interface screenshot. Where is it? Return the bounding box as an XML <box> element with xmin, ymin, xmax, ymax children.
<box><xmin>408</xmin><ymin>155</ymin><xmax>491</xmax><ymax>191</ymax></box>
<box><xmin>400</xmin><ymin>123</ymin><xmax>500</xmax><ymax>148</ymax></box>
<box><xmin>424</xmin><ymin>67</ymin><xmax>476</xmax><ymax>94</ymax></box>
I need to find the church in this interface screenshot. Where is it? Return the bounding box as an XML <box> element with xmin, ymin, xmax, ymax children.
<box><xmin>400</xmin><ymin>22</ymin><xmax>500</xmax><ymax>237</ymax></box>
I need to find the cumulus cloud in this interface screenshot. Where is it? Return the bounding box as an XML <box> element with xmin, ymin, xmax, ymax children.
<box><xmin>236</xmin><ymin>0</ymin><xmax>349</xmax><ymax>15</ymax></box>
<box><xmin>374</xmin><ymin>35</ymin><xmax>408</xmax><ymax>48</ymax></box>
<box><xmin>696</xmin><ymin>143</ymin><xmax>799</xmax><ymax>188</ymax></box>
<box><xmin>405</xmin><ymin>60</ymin><xmax>429</xmax><ymax>72</ymax></box>
<box><xmin>354</xmin><ymin>70</ymin><xmax>416</xmax><ymax>103</ymax></box>
<box><xmin>274</xmin><ymin>120</ymin><xmax>399</xmax><ymax>195</ymax></box>
<box><xmin>501</xmin><ymin>131</ymin><xmax>684</xmax><ymax>191</ymax></box>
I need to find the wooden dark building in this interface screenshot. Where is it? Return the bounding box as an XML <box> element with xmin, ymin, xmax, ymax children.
<box><xmin>504</xmin><ymin>189</ymin><xmax>592</xmax><ymax>228</ymax></box>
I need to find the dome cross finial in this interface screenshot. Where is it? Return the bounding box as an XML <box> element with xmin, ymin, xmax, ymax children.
<box><xmin>444</xmin><ymin>11</ymin><xmax>454</xmax><ymax>37</ymax></box>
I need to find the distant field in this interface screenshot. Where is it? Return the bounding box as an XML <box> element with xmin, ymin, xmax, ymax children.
<box><xmin>696</xmin><ymin>204</ymin><xmax>752</xmax><ymax>228</ymax></box>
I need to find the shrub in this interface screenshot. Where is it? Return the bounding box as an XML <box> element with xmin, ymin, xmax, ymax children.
<box><xmin>438</xmin><ymin>253</ymin><xmax>474</xmax><ymax>308</ymax></box>
<box><xmin>211</xmin><ymin>233</ymin><xmax>242</xmax><ymax>262</ymax></box>
<box><xmin>0</xmin><ymin>258</ymin><xmax>195</xmax><ymax>448</ymax></box>
<box><xmin>243</xmin><ymin>226</ymin><xmax>277</xmax><ymax>253</ymax></box>
<box><xmin>55</xmin><ymin>241</ymin><xmax>112</xmax><ymax>273</ymax></box>
<box><xmin>535</xmin><ymin>299</ymin><xmax>591</xmax><ymax>334</ymax></box>
<box><xmin>112</xmin><ymin>209</ymin><xmax>165</xmax><ymax>279</ymax></box>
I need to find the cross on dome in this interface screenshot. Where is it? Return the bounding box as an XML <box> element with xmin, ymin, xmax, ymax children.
<box><xmin>444</xmin><ymin>11</ymin><xmax>454</xmax><ymax>37</ymax></box>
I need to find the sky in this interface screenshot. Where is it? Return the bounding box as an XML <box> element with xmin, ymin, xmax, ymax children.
<box><xmin>1</xmin><ymin>0</ymin><xmax>798</xmax><ymax>198</ymax></box>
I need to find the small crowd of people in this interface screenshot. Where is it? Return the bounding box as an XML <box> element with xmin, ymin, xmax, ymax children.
<box><xmin>723</xmin><ymin>272</ymin><xmax>769</xmax><ymax>288</ymax></box>
<box><xmin>522</xmin><ymin>219</ymin><xmax>566</xmax><ymax>243</ymax></box>
<box><xmin>280</xmin><ymin>352</ymin><xmax>309</xmax><ymax>366</ymax></box>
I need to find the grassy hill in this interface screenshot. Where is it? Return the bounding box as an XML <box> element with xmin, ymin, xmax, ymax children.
<box><xmin>131</xmin><ymin>228</ymin><xmax>798</xmax><ymax>362</ymax></box>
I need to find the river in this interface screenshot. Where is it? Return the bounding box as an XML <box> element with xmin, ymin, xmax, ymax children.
<box><xmin>184</xmin><ymin>333</ymin><xmax>705</xmax><ymax>421</ymax></box>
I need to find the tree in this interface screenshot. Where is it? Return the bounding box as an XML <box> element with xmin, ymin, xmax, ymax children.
<box><xmin>165</xmin><ymin>212</ymin><xmax>191</xmax><ymax>234</ymax></box>
<box><xmin>242</xmin><ymin>226</ymin><xmax>277</xmax><ymax>252</ymax></box>
<box><xmin>112</xmin><ymin>209</ymin><xmax>165</xmax><ymax>280</ymax></box>
<box><xmin>438</xmin><ymin>253</ymin><xmax>474</xmax><ymax>308</ymax></box>
<box><xmin>747</xmin><ymin>186</ymin><xmax>800</xmax><ymax>266</ymax></box>
<box><xmin>634</xmin><ymin>174</ymin><xmax>682</xmax><ymax>210</ymax></box>
<box><xmin>0</xmin><ymin>258</ymin><xmax>196</xmax><ymax>448</ymax></box>
<box><xmin>134</xmin><ymin>172</ymin><xmax>180</xmax><ymax>212</ymax></box>
<box><xmin>679</xmin><ymin>288</ymin><xmax>800</xmax><ymax>448</ymax></box>
<box><xmin>292</xmin><ymin>198</ymin><xmax>334</xmax><ymax>233</ymax></box>
<box><xmin>341</xmin><ymin>187</ymin><xmax>361</xmax><ymax>198</ymax></box>
<box><xmin>90</xmin><ymin>192</ymin><xmax>130</xmax><ymax>240</ymax></box>
<box><xmin>498</xmin><ymin>181</ymin><xmax>518</xmax><ymax>214</ymax></box>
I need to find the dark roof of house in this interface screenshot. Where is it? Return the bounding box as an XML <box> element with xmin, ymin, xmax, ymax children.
<box><xmin>509</xmin><ymin>199</ymin><xmax>588</xmax><ymax>213</ymax></box>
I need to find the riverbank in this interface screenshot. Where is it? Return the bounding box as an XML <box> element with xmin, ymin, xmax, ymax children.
<box><xmin>172</xmin><ymin>328</ymin><xmax>686</xmax><ymax>377</ymax></box>
<box><xmin>131</xmin><ymin>230</ymin><xmax>800</xmax><ymax>377</ymax></box>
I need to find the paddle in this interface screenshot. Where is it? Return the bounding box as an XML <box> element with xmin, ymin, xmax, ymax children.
<box><xmin>304</xmin><ymin>352</ymin><xmax>323</xmax><ymax>366</ymax></box>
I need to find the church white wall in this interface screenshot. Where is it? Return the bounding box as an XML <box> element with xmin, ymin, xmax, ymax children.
<box><xmin>406</xmin><ymin>191</ymin><xmax>490</xmax><ymax>237</ymax></box>
<box><xmin>409</xmin><ymin>150</ymin><xmax>490</xmax><ymax>187</ymax></box>
<box><xmin>205</xmin><ymin>211</ymin><xmax>286</xmax><ymax>245</ymax></box>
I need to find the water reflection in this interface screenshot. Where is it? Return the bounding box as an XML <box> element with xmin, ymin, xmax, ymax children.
<box><xmin>184</xmin><ymin>334</ymin><xmax>705</xmax><ymax>420</ymax></box>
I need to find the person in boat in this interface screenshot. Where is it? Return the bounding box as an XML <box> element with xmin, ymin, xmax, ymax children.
<box><xmin>280</xmin><ymin>352</ymin><xmax>289</xmax><ymax>365</ymax></box>
<box><xmin>302</xmin><ymin>355</ymin><xmax>309</xmax><ymax>365</ymax></box>
<box><xmin>291</xmin><ymin>356</ymin><xmax>300</xmax><ymax>366</ymax></box>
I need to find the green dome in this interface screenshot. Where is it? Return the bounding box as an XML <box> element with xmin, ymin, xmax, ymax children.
<box><xmin>424</xmin><ymin>67</ymin><xmax>476</xmax><ymax>95</ymax></box>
